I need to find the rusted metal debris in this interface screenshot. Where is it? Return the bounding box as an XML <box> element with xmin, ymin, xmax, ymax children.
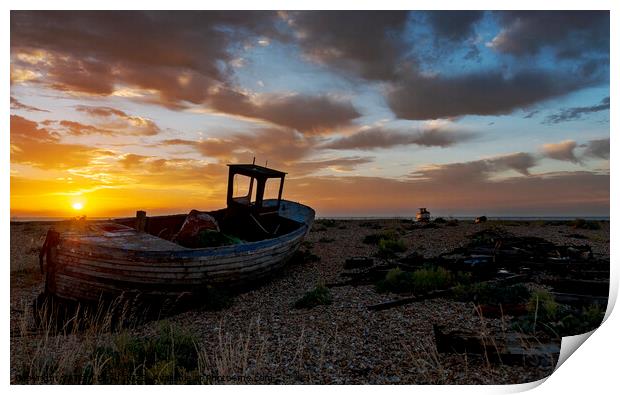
<box><xmin>354</xmin><ymin>228</ymin><xmax>608</xmax><ymax>311</ymax></box>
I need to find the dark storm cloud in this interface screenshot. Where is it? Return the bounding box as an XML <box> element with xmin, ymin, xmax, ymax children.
<box><xmin>285</xmin><ymin>11</ymin><xmax>410</xmax><ymax>81</ymax></box>
<box><xmin>425</xmin><ymin>11</ymin><xmax>484</xmax><ymax>41</ymax></box>
<box><xmin>323</xmin><ymin>126</ymin><xmax>475</xmax><ymax>150</ymax></box>
<box><xmin>543</xmin><ymin>96</ymin><xmax>610</xmax><ymax>124</ymax></box>
<box><xmin>11</xmin><ymin>11</ymin><xmax>363</xmax><ymax>132</ymax></box>
<box><xmin>386</xmin><ymin>69</ymin><xmax>595</xmax><ymax>120</ymax></box>
<box><xmin>490</xmin><ymin>11</ymin><xmax>609</xmax><ymax>59</ymax></box>
<box><xmin>10</xmin><ymin>11</ymin><xmax>280</xmax><ymax>102</ymax></box>
<box><xmin>11</xmin><ymin>10</ymin><xmax>610</xmax><ymax>124</ymax></box>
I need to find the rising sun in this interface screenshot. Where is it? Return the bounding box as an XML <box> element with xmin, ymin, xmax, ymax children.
<box><xmin>72</xmin><ymin>202</ymin><xmax>84</xmax><ymax>211</ymax></box>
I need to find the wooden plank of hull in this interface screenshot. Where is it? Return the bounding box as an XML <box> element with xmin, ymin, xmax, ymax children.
<box><xmin>57</xmin><ymin>227</ymin><xmax>303</xmax><ymax>269</ymax></box>
<box><xmin>54</xmin><ymin>251</ymin><xmax>295</xmax><ymax>302</ymax></box>
<box><xmin>59</xmin><ymin>243</ymin><xmax>299</xmax><ymax>284</ymax></box>
<box><xmin>58</xmin><ymin>245</ymin><xmax>299</xmax><ymax>283</ymax></box>
<box><xmin>49</xmin><ymin>200</ymin><xmax>314</xmax><ymax>302</ymax></box>
<box><xmin>53</xmin><ymin>243</ymin><xmax>299</xmax><ymax>298</ymax></box>
<box><xmin>55</xmin><ymin>225</ymin><xmax>303</xmax><ymax>277</ymax></box>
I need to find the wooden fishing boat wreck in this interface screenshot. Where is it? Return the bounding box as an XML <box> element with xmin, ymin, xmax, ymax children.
<box><xmin>39</xmin><ymin>163</ymin><xmax>315</xmax><ymax>304</ymax></box>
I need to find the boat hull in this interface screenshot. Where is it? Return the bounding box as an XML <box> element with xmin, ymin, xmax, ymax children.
<box><xmin>45</xmin><ymin>200</ymin><xmax>315</xmax><ymax>303</ymax></box>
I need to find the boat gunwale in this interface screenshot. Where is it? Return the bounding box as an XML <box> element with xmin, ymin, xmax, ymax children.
<box><xmin>58</xmin><ymin>199</ymin><xmax>315</xmax><ymax>259</ymax></box>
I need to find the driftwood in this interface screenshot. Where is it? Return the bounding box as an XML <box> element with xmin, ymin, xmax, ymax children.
<box><xmin>433</xmin><ymin>324</ymin><xmax>560</xmax><ymax>367</ymax></box>
<box><xmin>367</xmin><ymin>288</ymin><xmax>455</xmax><ymax>311</ymax></box>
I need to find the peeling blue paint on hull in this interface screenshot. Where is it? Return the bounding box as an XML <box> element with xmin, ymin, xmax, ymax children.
<box><xmin>45</xmin><ymin>200</ymin><xmax>315</xmax><ymax>303</ymax></box>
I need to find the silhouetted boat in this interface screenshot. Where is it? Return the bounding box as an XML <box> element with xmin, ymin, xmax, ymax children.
<box><xmin>416</xmin><ymin>208</ymin><xmax>431</xmax><ymax>222</ymax></box>
<box><xmin>39</xmin><ymin>163</ymin><xmax>315</xmax><ymax>303</ymax></box>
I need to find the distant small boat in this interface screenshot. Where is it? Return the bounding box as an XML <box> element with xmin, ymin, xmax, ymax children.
<box><xmin>415</xmin><ymin>208</ymin><xmax>431</xmax><ymax>222</ymax></box>
<box><xmin>39</xmin><ymin>163</ymin><xmax>315</xmax><ymax>303</ymax></box>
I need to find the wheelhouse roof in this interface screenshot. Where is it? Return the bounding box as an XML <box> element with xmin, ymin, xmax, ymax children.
<box><xmin>227</xmin><ymin>164</ymin><xmax>286</xmax><ymax>179</ymax></box>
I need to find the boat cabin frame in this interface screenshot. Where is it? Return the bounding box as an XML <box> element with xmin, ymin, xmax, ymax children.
<box><xmin>226</xmin><ymin>164</ymin><xmax>286</xmax><ymax>215</ymax></box>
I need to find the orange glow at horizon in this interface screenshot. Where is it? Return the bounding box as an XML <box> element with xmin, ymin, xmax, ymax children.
<box><xmin>10</xmin><ymin>174</ymin><xmax>229</xmax><ymax>218</ymax></box>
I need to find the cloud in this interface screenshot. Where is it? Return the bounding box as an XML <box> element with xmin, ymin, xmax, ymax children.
<box><xmin>285</xmin><ymin>11</ymin><xmax>411</xmax><ymax>81</ymax></box>
<box><xmin>12</xmin><ymin>10</ymin><xmax>609</xmax><ymax>125</ymax></box>
<box><xmin>412</xmin><ymin>152</ymin><xmax>538</xmax><ymax>185</ymax></box>
<box><xmin>11</xmin><ymin>114</ymin><xmax>59</xmax><ymax>143</ymax></box>
<box><xmin>386</xmin><ymin>69</ymin><xmax>596</xmax><ymax>120</ymax></box>
<box><xmin>44</xmin><ymin>106</ymin><xmax>161</xmax><ymax>136</ymax></box>
<box><xmin>75</xmin><ymin>106</ymin><xmax>161</xmax><ymax>136</ymax></box>
<box><xmin>160</xmin><ymin>127</ymin><xmax>315</xmax><ymax>164</ymax></box>
<box><xmin>207</xmin><ymin>89</ymin><xmax>360</xmax><ymax>134</ymax></box>
<box><xmin>489</xmin><ymin>11</ymin><xmax>609</xmax><ymax>59</ymax></box>
<box><xmin>291</xmin><ymin>156</ymin><xmax>374</xmax><ymax>176</ymax></box>
<box><xmin>541</xmin><ymin>140</ymin><xmax>581</xmax><ymax>163</ymax></box>
<box><xmin>42</xmin><ymin>106</ymin><xmax>161</xmax><ymax>137</ymax></box>
<box><xmin>582</xmin><ymin>138</ymin><xmax>610</xmax><ymax>160</ymax></box>
<box><xmin>10</xmin><ymin>96</ymin><xmax>49</xmax><ymax>112</ymax></box>
<box><xmin>11</xmin><ymin>12</ymin><xmax>364</xmax><ymax>132</ymax></box>
<box><xmin>490</xmin><ymin>152</ymin><xmax>538</xmax><ymax>176</ymax></box>
<box><xmin>425</xmin><ymin>11</ymin><xmax>484</xmax><ymax>41</ymax></box>
<box><xmin>10</xmin><ymin>11</ymin><xmax>280</xmax><ymax>104</ymax></box>
<box><xmin>543</xmin><ymin>96</ymin><xmax>610</xmax><ymax>124</ymax></box>
<box><xmin>57</xmin><ymin>120</ymin><xmax>116</xmax><ymax>136</ymax></box>
<box><xmin>323</xmin><ymin>126</ymin><xmax>475</xmax><ymax>150</ymax></box>
<box><xmin>119</xmin><ymin>153</ymin><xmax>149</xmax><ymax>168</ymax></box>
<box><xmin>160</xmin><ymin>129</ymin><xmax>373</xmax><ymax>176</ymax></box>
<box><xmin>10</xmin><ymin>115</ymin><xmax>109</xmax><ymax>169</ymax></box>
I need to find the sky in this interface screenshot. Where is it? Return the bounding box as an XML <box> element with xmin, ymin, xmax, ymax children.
<box><xmin>9</xmin><ymin>11</ymin><xmax>610</xmax><ymax>218</ymax></box>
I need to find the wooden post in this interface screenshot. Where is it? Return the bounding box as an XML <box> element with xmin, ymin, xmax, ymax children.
<box><xmin>136</xmin><ymin>210</ymin><xmax>147</xmax><ymax>232</ymax></box>
<box><xmin>255</xmin><ymin>177</ymin><xmax>266</xmax><ymax>209</ymax></box>
<box><xmin>277</xmin><ymin>175</ymin><xmax>285</xmax><ymax>210</ymax></box>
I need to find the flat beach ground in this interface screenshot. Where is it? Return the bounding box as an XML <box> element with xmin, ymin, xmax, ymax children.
<box><xmin>10</xmin><ymin>219</ymin><xmax>610</xmax><ymax>384</ymax></box>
